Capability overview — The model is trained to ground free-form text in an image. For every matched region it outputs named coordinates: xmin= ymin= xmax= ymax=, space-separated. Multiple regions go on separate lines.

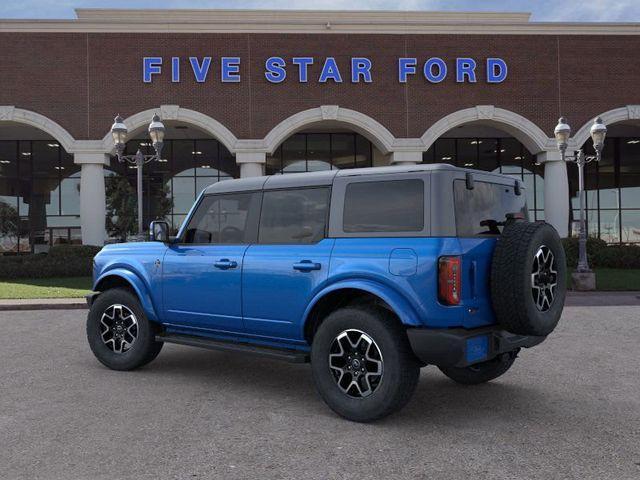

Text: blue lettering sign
xmin=143 ymin=57 xmax=162 ymax=83
xmin=351 ymin=58 xmax=372 ymax=83
xmin=487 ymin=58 xmax=508 ymax=83
xmin=189 ymin=57 xmax=211 ymax=83
xmin=292 ymin=57 xmax=314 ymax=82
xmin=456 ymin=58 xmax=477 ymax=83
xmin=265 ymin=56 xmax=287 ymax=83
xmin=398 ymin=58 xmax=417 ymax=83
xmin=142 ymin=55 xmax=508 ymax=85
xmin=221 ymin=57 xmax=241 ymax=83
xmin=424 ymin=57 xmax=447 ymax=83
xmin=171 ymin=57 xmax=180 ymax=83
xmin=319 ymin=57 xmax=342 ymax=83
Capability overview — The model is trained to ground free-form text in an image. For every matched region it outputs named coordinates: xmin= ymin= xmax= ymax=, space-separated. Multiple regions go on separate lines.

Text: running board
xmin=156 ymin=333 xmax=310 ymax=363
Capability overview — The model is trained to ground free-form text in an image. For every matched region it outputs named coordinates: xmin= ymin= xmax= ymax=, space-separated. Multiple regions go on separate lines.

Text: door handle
xmin=214 ymin=259 xmax=238 ymax=270
xmin=293 ymin=260 xmax=321 ymax=272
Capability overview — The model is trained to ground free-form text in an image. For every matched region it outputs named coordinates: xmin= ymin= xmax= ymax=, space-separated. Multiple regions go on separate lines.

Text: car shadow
xmin=128 ymin=345 xmax=572 ymax=427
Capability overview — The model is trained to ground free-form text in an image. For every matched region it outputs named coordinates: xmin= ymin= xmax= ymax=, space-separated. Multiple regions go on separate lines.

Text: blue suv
xmin=87 ymin=164 xmax=566 ymax=422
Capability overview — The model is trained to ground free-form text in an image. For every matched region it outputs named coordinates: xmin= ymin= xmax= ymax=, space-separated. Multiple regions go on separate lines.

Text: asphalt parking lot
xmin=1 ymin=306 xmax=639 ymax=480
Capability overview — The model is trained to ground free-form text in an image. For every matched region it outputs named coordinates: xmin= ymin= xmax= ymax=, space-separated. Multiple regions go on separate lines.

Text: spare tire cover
xmin=490 ymin=221 xmax=567 ymax=336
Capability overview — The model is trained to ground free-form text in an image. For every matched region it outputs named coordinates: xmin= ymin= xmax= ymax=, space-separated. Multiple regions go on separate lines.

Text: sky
xmin=1 ymin=0 xmax=640 ymax=22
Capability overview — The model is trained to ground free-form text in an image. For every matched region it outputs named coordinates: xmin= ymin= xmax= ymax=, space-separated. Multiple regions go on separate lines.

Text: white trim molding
xmin=100 ymin=105 xmax=239 ymax=155
xmin=2 ymin=9 xmax=640 ymax=35
xmin=421 ymin=105 xmax=553 ymax=154
xmin=0 ymin=106 xmax=76 ymax=153
xmin=571 ymin=105 xmax=640 ymax=149
xmin=263 ymin=106 xmax=397 ymax=155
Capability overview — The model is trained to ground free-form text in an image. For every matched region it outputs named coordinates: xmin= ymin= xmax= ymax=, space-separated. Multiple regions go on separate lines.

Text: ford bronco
xmin=87 ymin=164 xmax=566 ymax=422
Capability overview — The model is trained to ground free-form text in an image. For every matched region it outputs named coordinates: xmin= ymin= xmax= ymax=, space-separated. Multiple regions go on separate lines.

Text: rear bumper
xmin=406 ymin=326 xmax=546 ymax=368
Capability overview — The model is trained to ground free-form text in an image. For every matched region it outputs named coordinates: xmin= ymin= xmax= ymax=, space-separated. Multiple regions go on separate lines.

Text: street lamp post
xmin=554 ymin=116 xmax=607 ymax=277
xmin=110 ymin=114 xmax=166 ymax=237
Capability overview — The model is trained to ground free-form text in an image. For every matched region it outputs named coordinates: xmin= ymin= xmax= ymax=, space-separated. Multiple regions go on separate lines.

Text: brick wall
xmin=1 ymin=31 xmax=639 ymax=142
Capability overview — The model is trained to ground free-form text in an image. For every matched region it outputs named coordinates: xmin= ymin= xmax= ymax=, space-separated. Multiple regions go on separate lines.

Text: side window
xmin=183 ymin=192 xmax=260 ymax=244
xmin=343 ymin=179 xmax=424 ymax=233
xmin=259 ymin=188 xmax=330 ymax=244
xmin=454 ymin=180 xmax=529 ymax=236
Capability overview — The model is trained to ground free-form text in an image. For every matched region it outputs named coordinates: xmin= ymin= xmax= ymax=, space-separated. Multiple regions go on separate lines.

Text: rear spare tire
xmin=491 ymin=221 xmax=566 ymax=336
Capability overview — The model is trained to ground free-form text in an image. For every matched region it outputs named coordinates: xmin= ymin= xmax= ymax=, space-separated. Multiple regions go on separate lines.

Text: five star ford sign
xmin=142 ymin=57 xmax=508 ymax=84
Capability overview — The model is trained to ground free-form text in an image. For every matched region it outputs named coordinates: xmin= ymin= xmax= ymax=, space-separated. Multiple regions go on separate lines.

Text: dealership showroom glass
xmin=0 ymin=8 xmax=639 ymax=252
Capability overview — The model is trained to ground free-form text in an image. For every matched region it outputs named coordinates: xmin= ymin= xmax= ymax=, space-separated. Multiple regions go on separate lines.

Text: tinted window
xmin=183 ymin=192 xmax=260 ymax=244
xmin=343 ymin=179 xmax=424 ymax=233
xmin=454 ymin=180 xmax=528 ymax=236
xmin=259 ymin=188 xmax=329 ymax=244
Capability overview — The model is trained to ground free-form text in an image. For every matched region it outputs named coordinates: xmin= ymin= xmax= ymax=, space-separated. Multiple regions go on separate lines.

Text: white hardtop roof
xmin=202 ymin=164 xmax=517 ymax=195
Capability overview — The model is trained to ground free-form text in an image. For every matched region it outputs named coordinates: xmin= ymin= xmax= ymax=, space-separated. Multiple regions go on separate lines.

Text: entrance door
xmin=162 ymin=191 xmax=261 ymax=334
xmin=242 ymin=187 xmax=333 ymax=342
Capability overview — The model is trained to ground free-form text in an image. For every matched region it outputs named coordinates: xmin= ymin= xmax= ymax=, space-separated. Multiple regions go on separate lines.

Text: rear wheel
xmin=87 ymin=288 xmax=163 ymax=371
xmin=311 ymin=306 xmax=420 ymax=422
xmin=439 ymin=351 xmax=517 ymax=385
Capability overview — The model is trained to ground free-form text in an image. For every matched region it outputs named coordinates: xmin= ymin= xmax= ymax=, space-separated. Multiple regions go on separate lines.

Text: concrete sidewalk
xmin=0 ymin=291 xmax=639 ymax=311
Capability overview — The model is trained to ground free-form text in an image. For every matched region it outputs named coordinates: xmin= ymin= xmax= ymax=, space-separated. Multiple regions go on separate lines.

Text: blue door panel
xmin=162 ymin=244 xmax=247 ymax=333
xmin=242 ymin=238 xmax=335 ymax=341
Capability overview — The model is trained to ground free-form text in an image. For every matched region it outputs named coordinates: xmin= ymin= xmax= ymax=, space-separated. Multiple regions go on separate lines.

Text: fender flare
xmin=93 ymin=268 xmax=159 ymax=321
xmin=301 ymin=279 xmax=422 ymax=337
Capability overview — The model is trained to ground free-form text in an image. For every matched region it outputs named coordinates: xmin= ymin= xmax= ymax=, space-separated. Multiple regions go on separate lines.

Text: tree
xmin=0 ymin=201 xmax=20 ymax=249
xmin=105 ymin=176 xmax=137 ymax=242
xmin=105 ymin=175 xmax=174 ymax=242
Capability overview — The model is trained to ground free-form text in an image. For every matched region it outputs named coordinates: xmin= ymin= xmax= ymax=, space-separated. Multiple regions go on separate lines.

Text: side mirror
xmin=149 ymin=220 xmax=169 ymax=243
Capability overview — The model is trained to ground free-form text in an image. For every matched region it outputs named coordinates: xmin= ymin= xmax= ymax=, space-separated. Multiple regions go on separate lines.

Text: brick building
xmin=0 ymin=9 xmax=639 ymax=249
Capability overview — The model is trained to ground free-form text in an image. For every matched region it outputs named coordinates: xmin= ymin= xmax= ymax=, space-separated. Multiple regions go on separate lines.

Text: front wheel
xmin=311 ymin=306 xmax=420 ymax=422
xmin=438 ymin=351 xmax=517 ymax=385
xmin=87 ymin=288 xmax=163 ymax=371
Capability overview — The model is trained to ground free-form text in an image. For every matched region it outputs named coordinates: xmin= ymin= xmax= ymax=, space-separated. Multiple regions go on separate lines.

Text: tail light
xmin=438 ymin=256 xmax=461 ymax=305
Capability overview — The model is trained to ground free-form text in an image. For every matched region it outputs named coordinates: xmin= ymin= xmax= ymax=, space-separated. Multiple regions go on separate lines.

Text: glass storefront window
xmin=621 ymin=210 xmax=640 ymax=243
xmin=434 ymin=138 xmax=455 ymax=165
xmin=282 ymin=135 xmax=306 ymax=173
xmin=456 ymin=138 xmax=477 ymax=168
xmin=266 ymin=132 xmax=374 ymax=175
xmin=108 ymin=138 xmax=240 ymax=234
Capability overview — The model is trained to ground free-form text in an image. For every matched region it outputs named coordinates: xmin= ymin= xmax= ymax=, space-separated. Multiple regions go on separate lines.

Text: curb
xmin=0 ymin=299 xmax=88 ymax=312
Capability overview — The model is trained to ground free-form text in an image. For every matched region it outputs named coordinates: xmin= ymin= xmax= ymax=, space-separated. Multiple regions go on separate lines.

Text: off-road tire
xmin=491 ymin=221 xmax=567 ymax=336
xmin=439 ymin=351 xmax=517 ymax=385
xmin=87 ymin=288 xmax=163 ymax=371
xmin=311 ymin=306 xmax=420 ymax=423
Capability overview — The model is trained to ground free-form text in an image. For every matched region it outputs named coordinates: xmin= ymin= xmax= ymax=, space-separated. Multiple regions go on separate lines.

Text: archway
xmin=421 ymin=106 xmax=552 ymax=155
xmin=422 ymin=121 xmax=547 ymax=222
xmin=101 ymin=106 xmax=239 ymax=155
xmin=571 ymin=113 xmax=640 ymax=244
xmin=0 ymin=117 xmax=79 ymax=253
xmin=263 ymin=106 xmax=396 ymax=156
xmin=106 ymin=119 xmax=240 ymax=237
xmin=262 ymin=106 xmax=396 ymax=174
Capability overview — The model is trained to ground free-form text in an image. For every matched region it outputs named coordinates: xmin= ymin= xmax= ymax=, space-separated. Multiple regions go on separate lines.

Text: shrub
xmin=561 ymin=237 xmax=607 ymax=268
xmin=0 ymin=245 xmax=101 ymax=279
xmin=562 ymin=237 xmax=640 ymax=269
xmin=592 ymin=245 xmax=640 ymax=269
xmin=47 ymin=245 xmax=102 ymax=258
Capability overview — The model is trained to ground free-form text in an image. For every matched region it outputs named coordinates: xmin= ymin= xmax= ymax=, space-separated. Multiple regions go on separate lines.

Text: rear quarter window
xmin=343 ymin=179 xmax=424 ymax=233
xmin=454 ymin=179 xmax=528 ymax=236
